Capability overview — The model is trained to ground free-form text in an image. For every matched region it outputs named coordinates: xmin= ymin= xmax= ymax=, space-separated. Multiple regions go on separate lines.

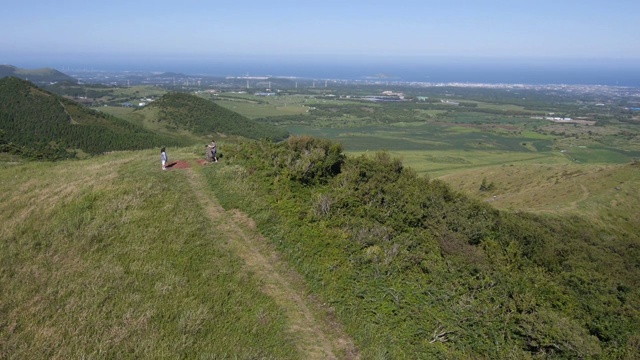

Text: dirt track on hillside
xmin=185 ymin=168 xmax=359 ymax=360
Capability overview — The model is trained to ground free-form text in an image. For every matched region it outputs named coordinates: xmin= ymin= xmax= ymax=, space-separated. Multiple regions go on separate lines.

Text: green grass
xmin=0 ymin=150 xmax=299 ymax=359
xmin=287 ymin=121 xmax=559 ymax=168
xmin=109 ymin=85 xmax=167 ymax=98
xmin=95 ymin=105 xmax=139 ymax=120
xmin=412 ymin=109 xmax=447 ymax=117
xmin=198 ymin=93 xmax=313 ymax=120
xmin=562 ymin=146 xmax=636 ymax=164
xmin=212 ymin=99 xmax=309 ymax=119
xmin=520 ymin=130 xmax=555 ymax=140
xmin=473 ymin=101 xmax=537 ymax=113
xmin=349 ymin=149 xmax=569 ymax=177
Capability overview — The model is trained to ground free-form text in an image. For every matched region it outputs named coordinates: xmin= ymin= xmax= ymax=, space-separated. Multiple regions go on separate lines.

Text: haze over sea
xmin=42 ymin=56 xmax=640 ymax=88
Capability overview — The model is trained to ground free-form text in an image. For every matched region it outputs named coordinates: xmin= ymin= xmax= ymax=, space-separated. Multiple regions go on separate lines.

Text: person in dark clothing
xmin=210 ymin=140 xmax=218 ymax=162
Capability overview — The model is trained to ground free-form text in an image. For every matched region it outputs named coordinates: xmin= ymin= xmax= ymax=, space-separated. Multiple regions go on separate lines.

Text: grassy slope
xmin=440 ymin=161 xmax=640 ymax=234
xmin=0 ymin=149 xmax=301 ymax=359
xmin=2 ymin=144 xmax=638 ymax=358
xmin=0 ymin=65 xmax=75 ymax=83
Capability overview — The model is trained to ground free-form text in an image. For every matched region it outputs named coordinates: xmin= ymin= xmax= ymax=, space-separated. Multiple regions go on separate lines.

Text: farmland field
xmin=80 ymin=78 xmax=640 ymax=177
xmin=225 ymin=88 xmax=637 ymax=174
xmin=201 ymin=86 xmax=640 ymax=228
xmin=90 ymin=83 xmax=639 ymax=177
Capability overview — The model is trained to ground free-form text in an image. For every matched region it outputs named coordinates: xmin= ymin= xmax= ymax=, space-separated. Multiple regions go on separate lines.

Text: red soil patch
xmin=165 ymin=160 xmax=190 ymax=169
xmin=196 ymin=159 xmax=208 ymax=165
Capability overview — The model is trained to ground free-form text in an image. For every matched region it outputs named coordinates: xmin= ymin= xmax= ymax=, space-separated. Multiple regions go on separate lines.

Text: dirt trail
xmin=185 ymin=168 xmax=359 ymax=360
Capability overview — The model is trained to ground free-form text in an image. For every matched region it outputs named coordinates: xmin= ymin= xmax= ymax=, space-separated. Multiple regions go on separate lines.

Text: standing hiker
xmin=161 ymin=147 xmax=168 ymax=170
xmin=210 ymin=139 xmax=218 ymax=162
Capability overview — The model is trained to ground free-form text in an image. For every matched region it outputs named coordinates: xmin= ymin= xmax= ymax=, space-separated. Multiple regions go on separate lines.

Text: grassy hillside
xmin=0 ymin=149 xmax=307 ymax=358
xmin=3 ymin=75 xmax=639 ymax=357
xmin=207 ymin=137 xmax=640 ymax=358
xmin=0 ymin=65 xmax=76 ymax=84
xmin=0 ymin=77 xmax=184 ymax=159
xmin=2 ymin=139 xmax=639 ymax=358
xmin=143 ymin=92 xmax=289 ymax=141
xmin=440 ymin=161 xmax=640 ymax=234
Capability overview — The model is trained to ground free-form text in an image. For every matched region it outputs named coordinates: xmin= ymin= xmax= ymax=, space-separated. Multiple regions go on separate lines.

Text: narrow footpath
xmin=185 ymin=167 xmax=359 ymax=360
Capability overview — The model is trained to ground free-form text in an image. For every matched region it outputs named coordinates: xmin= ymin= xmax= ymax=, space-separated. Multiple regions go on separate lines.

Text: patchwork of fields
xmin=203 ymin=89 xmax=639 ymax=176
xmin=94 ymin=84 xmax=639 ymax=219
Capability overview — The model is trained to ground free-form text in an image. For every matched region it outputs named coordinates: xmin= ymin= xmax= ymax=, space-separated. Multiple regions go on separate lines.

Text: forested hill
xmin=0 ymin=65 xmax=76 ymax=84
xmin=0 ymin=77 xmax=183 ymax=160
xmin=146 ymin=92 xmax=289 ymax=141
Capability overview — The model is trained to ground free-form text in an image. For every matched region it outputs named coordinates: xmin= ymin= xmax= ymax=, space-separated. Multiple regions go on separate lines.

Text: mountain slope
xmin=207 ymin=137 xmax=640 ymax=359
xmin=0 ymin=77 xmax=183 ymax=159
xmin=143 ymin=92 xmax=289 ymax=141
xmin=0 ymin=64 xmax=76 ymax=83
xmin=0 ymin=149 xmax=332 ymax=358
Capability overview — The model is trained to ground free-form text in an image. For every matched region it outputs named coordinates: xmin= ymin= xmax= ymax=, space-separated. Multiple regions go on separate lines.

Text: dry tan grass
xmin=440 ymin=162 xmax=640 ymax=231
xmin=0 ymin=157 xmax=128 ymax=240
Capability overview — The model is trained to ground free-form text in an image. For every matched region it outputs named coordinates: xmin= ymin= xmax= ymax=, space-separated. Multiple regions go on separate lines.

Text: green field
xmin=350 ymin=149 xmax=568 ymax=177
xmin=204 ymin=83 xmax=639 ymax=239
xmin=197 ymin=93 xmax=312 ymax=119
xmin=84 ymin=83 xmax=640 ymax=180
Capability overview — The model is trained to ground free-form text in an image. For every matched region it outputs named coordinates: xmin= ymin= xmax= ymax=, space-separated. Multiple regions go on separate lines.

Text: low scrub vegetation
xmin=207 ymin=136 xmax=640 ymax=358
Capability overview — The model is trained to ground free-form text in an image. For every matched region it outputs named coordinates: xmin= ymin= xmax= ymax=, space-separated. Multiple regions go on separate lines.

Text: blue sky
xmin=1 ymin=0 xmax=639 ymax=68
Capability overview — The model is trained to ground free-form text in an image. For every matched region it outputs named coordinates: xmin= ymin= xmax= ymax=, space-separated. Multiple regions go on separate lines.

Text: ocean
xmin=40 ymin=56 xmax=640 ymax=87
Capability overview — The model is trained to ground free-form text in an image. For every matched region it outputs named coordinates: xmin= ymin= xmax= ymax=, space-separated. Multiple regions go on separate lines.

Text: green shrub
xmin=209 ymin=137 xmax=640 ymax=358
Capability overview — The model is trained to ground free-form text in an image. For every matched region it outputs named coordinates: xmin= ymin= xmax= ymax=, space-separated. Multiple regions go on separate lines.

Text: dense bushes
xmin=223 ymin=136 xmax=344 ymax=185
xmin=210 ymin=136 xmax=640 ymax=358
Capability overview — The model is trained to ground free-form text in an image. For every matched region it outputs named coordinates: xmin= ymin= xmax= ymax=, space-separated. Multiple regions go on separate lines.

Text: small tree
xmin=479 ymin=177 xmax=495 ymax=191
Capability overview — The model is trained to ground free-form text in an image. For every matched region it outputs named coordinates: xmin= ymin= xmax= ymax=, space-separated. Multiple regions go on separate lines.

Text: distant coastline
xmin=12 ymin=57 xmax=640 ymax=87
